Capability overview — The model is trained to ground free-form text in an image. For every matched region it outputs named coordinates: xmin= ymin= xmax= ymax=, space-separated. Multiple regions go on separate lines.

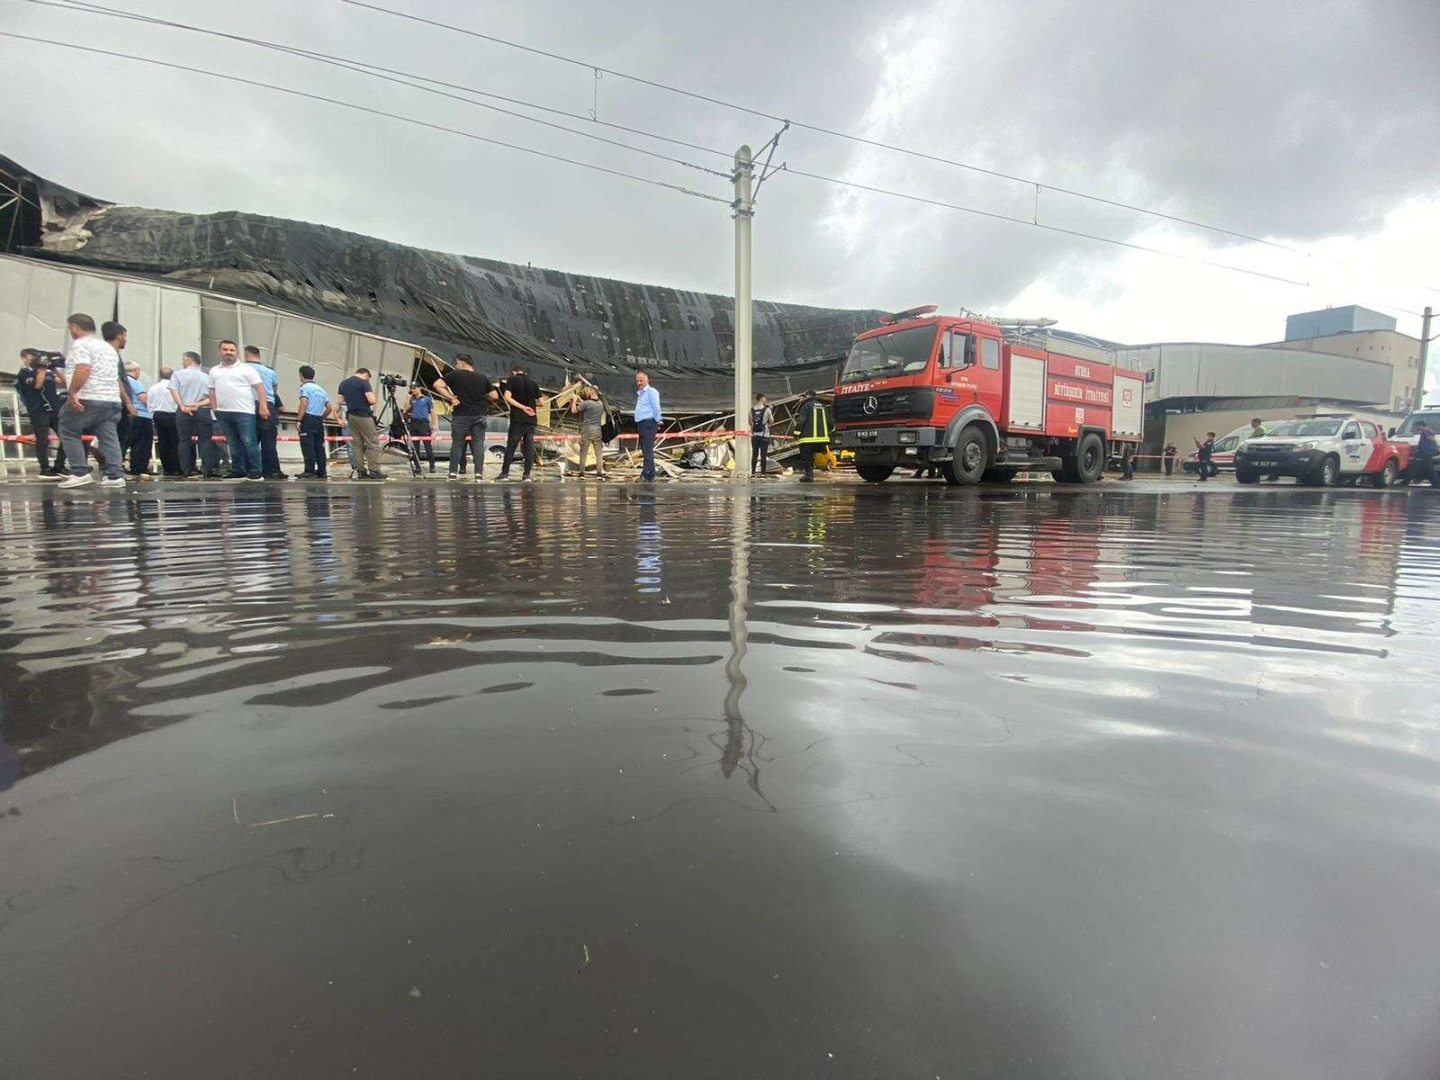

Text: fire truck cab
xmin=834 ymin=307 xmax=1145 ymax=485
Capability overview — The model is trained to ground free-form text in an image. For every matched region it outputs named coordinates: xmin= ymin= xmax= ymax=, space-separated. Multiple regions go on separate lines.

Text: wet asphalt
xmin=1 ymin=478 xmax=1439 ymax=1079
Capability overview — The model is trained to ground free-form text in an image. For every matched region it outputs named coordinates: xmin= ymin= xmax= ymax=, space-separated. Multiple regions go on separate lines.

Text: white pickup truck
xmin=1233 ymin=415 xmax=1409 ymax=487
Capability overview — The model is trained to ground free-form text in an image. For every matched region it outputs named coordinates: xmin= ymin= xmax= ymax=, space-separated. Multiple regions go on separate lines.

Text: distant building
xmin=1284 ymin=305 xmax=1396 ymax=341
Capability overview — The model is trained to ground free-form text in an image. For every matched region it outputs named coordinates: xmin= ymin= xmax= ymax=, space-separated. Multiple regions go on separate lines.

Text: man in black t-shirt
xmin=432 ymin=354 xmax=498 ymax=481
xmin=16 ymin=349 xmax=67 ymax=476
xmin=337 ymin=368 xmax=384 ymax=480
xmin=497 ymin=364 xmax=542 ymax=481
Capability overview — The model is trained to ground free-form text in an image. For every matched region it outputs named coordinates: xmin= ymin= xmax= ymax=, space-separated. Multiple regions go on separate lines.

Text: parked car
xmin=1390 ymin=409 xmax=1440 ymax=448
xmin=1233 ymin=415 xmax=1409 ymax=487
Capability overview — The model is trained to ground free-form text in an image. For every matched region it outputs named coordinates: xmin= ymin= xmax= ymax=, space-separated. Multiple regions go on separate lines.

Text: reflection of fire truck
xmin=835 ymin=307 xmax=1145 ymax=485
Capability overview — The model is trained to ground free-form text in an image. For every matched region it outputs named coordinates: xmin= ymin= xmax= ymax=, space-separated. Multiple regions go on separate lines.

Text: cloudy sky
xmin=4 ymin=0 xmax=1439 ymax=360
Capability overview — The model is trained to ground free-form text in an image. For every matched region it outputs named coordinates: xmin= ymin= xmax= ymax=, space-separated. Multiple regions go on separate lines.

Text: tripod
xmin=375 ymin=381 xmax=424 ymax=478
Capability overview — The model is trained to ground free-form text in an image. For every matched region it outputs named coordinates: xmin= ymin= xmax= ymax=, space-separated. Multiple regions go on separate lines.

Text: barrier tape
xmin=2 ymin=430 xmax=793 ymax=445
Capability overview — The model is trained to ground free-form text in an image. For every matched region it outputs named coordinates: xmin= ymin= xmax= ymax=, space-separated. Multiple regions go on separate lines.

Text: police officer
xmin=793 ymin=388 xmax=830 ymax=483
xmin=1194 ymin=431 xmax=1216 ymax=481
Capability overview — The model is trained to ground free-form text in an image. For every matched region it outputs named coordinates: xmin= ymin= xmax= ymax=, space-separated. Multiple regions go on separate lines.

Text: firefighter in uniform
xmin=793 ymin=389 xmax=830 ymax=483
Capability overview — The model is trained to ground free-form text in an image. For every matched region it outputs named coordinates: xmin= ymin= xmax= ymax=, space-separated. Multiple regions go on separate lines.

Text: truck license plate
xmin=857 ymin=430 xmax=878 ymax=440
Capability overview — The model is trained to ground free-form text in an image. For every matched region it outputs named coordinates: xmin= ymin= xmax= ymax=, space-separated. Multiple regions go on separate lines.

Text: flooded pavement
xmin=2 ymin=482 xmax=1439 ymax=1079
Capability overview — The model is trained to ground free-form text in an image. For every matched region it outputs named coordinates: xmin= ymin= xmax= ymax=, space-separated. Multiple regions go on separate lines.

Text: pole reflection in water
xmin=718 ymin=488 xmax=773 ymax=808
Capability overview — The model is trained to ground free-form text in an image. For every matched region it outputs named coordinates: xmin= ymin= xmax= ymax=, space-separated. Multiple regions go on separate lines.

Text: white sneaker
xmin=58 ymin=474 xmax=95 ymax=489
xmin=447 ymin=473 xmax=460 ymax=482
xmin=99 ymin=477 xmax=126 ymax=489
xmin=473 ymin=474 xmax=485 ymax=482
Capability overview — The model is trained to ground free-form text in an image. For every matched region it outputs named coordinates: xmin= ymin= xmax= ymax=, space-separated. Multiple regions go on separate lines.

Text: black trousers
xmin=409 ymin=419 xmax=436 ymax=467
xmin=753 ymin=435 xmax=770 ymax=474
xmin=501 ymin=421 xmax=536 ymax=477
xmin=800 ymin=443 xmax=818 ymax=481
xmin=176 ymin=408 xmax=217 ymax=476
xmin=153 ymin=412 xmax=181 ymax=474
xmin=27 ymin=407 xmax=64 ymax=471
xmin=449 ymin=414 xmax=488 ymax=475
xmin=299 ymin=414 xmax=327 ymax=476
xmin=257 ymin=409 xmax=281 ymax=476
xmin=1164 ymin=457 xmax=1174 ymax=476
xmin=127 ymin=416 xmax=154 ymax=475
xmin=636 ymin=419 xmax=658 ymax=481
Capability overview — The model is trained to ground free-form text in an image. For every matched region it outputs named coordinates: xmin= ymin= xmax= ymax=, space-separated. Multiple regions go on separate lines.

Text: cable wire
xmin=341 ymin=0 xmax=1314 ymax=258
xmin=24 ymin=0 xmax=734 ymax=179
xmin=0 ymin=32 xmax=731 ymax=205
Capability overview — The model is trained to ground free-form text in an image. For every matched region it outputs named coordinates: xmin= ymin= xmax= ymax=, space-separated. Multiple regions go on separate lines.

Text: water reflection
xmin=2 ymin=484 xmax=1439 ymax=1079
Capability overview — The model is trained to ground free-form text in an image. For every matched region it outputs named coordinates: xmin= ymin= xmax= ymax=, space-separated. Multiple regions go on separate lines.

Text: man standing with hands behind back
xmin=170 ymin=351 xmax=217 ymax=479
xmin=433 ymin=354 xmax=497 ymax=481
xmin=497 ymin=363 xmax=542 ymax=482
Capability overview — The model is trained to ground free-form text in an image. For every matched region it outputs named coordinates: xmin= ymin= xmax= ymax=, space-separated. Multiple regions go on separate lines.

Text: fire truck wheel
xmin=855 ymin=463 xmax=895 ymax=483
xmin=1074 ymin=433 xmax=1106 ymax=483
xmin=944 ymin=427 xmax=988 ymax=485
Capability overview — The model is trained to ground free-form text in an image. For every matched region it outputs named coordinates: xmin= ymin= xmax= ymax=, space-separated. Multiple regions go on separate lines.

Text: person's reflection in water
xmin=634 ymin=490 xmax=662 ymax=595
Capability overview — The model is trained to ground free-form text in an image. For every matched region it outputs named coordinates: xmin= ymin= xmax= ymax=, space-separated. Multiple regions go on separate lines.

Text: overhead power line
xmin=0 ymin=32 xmax=732 ymax=206
xmin=340 ymin=0 xmax=1316 ymax=259
xmin=24 ymin=0 xmax=733 ymax=179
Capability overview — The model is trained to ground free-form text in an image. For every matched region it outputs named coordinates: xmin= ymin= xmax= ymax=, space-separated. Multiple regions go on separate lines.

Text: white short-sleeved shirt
xmin=64 ymin=336 xmax=122 ymax=402
xmin=148 ymin=378 xmax=177 ymax=414
xmin=210 ymin=362 xmax=263 ymax=413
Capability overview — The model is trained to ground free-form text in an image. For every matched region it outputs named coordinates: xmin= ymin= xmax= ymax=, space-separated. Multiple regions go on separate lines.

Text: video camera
xmin=378 ymin=373 xmax=408 ymax=390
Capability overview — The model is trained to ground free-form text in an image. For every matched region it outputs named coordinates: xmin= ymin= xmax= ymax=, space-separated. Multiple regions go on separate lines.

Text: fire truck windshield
xmin=841 ymin=324 xmax=937 ymax=382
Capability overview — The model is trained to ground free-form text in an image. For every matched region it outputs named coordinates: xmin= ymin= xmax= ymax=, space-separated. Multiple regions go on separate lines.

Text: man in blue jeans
xmin=245 ymin=345 xmax=286 ymax=479
xmin=634 ymin=370 xmax=662 ymax=481
xmin=208 ymin=339 xmax=268 ymax=481
xmin=57 ymin=313 xmax=126 ymax=490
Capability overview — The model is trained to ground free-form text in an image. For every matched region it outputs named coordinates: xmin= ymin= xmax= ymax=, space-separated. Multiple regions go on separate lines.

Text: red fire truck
xmin=834 ymin=307 xmax=1145 ymax=484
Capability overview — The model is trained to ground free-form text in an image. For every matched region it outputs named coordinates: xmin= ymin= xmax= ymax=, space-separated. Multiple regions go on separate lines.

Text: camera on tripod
xmin=378 ymin=373 xmax=408 ymax=390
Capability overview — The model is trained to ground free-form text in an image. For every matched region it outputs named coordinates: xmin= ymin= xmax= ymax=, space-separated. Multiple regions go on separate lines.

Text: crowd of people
xmin=14 ymin=315 xmax=843 ymax=488
xmin=14 ymin=319 xmax=703 ymax=486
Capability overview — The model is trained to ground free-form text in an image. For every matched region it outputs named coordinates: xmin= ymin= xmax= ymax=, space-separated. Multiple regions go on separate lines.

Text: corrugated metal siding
xmin=1117 ymin=343 xmax=1392 ymax=406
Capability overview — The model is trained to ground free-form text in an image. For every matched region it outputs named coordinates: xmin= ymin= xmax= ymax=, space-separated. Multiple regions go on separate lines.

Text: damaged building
xmin=0 ymin=155 xmax=881 ymax=415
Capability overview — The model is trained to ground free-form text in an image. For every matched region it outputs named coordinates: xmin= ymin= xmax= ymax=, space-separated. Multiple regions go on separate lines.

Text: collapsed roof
xmin=0 ymin=154 xmax=882 ymax=412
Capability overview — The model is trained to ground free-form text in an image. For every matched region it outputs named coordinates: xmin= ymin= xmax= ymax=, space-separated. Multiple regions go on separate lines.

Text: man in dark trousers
xmin=632 ymin=370 xmax=662 ymax=481
xmin=1162 ymin=443 xmax=1177 ymax=477
xmin=433 ymin=354 xmax=498 ymax=481
xmin=751 ymin=392 xmax=773 ymax=476
xmin=404 ymin=385 xmax=437 ymax=473
xmin=16 ymin=348 xmax=66 ymax=476
xmin=793 ymin=389 xmax=830 ymax=483
xmin=498 ymin=363 xmax=542 ymax=481
xmin=148 ymin=365 xmax=182 ymax=477
xmin=1194 ymin=432 xmax=1217 ymax=481
xmin=169 ymin=351 xmax=218 ymax=479
xmin=1405 ymin=421 xmax=1438 ymax=486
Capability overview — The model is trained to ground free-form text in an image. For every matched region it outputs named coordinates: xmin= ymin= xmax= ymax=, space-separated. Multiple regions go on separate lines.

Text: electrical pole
xmin=1416 ymin=305 xmax=1433 ymax=413
xmin=732 ymin=144 xmax=754 ymax=479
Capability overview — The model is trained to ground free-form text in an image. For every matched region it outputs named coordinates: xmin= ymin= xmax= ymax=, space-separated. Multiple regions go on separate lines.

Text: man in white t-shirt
xmin=57 ymin=313 xmax=125 ymax=490
xmin=207 ymin=339 xmax=270 ymax=481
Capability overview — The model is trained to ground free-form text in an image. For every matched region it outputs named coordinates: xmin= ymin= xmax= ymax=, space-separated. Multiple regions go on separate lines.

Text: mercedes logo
xmin=861 ymin=395 xmax=879 ymax=416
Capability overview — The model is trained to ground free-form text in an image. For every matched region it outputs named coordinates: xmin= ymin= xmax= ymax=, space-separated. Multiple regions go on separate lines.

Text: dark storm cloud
xmin=1 ymin=0 xmax=1436 ymax=333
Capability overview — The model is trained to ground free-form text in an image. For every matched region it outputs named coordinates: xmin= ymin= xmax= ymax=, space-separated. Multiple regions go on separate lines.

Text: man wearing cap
xmin=122 ymin=359 xmax=154 ymax=478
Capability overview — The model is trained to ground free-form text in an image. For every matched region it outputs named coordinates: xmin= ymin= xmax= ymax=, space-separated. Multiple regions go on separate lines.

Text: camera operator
xmin=15 ymin=349 xmax=67 ymax=476
xmin=432 ymin=354 xmax=497 ymax=481
xmin=404 ymin=385 xmax=437 ymax=473
xmin=337 ymin=367 xmax=385 ymax=481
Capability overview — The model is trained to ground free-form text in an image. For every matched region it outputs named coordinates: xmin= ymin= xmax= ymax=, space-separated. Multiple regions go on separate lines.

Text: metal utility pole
xmin=1416 ymin=306 xmax=1433 ymax=413
xmin=732 ymin=144 xmax=754 ymax=479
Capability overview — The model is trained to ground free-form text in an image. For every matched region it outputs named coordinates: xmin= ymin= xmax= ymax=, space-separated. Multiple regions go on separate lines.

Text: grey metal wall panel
xmin=0 ymin=258 xmax=31 ymax=364
xmin=117 ymin=282 xmax=160 ymax=379
xmin=27 ymin=265 xmax=72 ymax=354
xmin=1120 ymin=343 xmax=1392 ymax=405
xmin=70 ymin=274 xmax=115 ymax=334
xmin=159 ymin=288 xmax=201 ymax=367
xmin=199 ymin=297 xmax=239 ymax=366
xmin=312 ymin=325 xmax=350 ymax=375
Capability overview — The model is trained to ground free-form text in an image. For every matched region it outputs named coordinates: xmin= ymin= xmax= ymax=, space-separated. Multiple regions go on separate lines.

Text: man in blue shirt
xmin=337 ymin=368 xmax=384 ymax=481
xmin=168 ymin=352 xmax=219 ymax=479
xmin=122 ymin=360 xmax=153 ymax=478
xmin=633 ymin=370 xmax=663 ymax=481
xmin=295 ymin=365 xmax=333 ymax=479
xmin=245 ymin=345 xmax=286 ymax=480
xmin=404 ymin=386 xmax=437 ymax=473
